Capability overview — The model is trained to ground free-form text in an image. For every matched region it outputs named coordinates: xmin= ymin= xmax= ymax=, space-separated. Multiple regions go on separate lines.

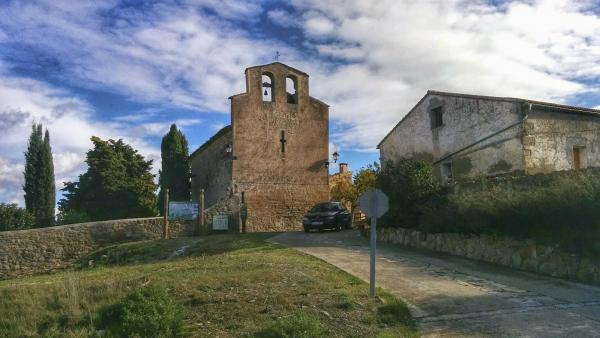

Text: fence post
xmin=198 ymin=189 xmax=205 ymax=234
xmin=163 ymin=189 xmax=169 ymax=239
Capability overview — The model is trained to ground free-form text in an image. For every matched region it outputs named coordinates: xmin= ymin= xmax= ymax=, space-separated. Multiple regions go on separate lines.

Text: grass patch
xmin=254 ymin=311 xmax=327 ymax=338
xmin=0 ymin=233 xmax=418 ymax=337
xmin=377 ymin=293 xmax=414 ymax=327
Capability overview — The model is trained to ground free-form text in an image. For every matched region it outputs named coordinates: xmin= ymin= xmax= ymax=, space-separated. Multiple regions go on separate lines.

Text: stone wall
xmin=230 ymin=62 xmax=330 ymax=231
xmin=190 ymin=126 xmax=233 ymax=208
xmin=0 ymin=217 xmax=194 ymax=280
xmin=378 ymin=227 xmax=600 ymax=284
xmin=525 ymin=109 xmax=600 ymax=173
xmin=379 ymin=92 xmax=525 ymax=180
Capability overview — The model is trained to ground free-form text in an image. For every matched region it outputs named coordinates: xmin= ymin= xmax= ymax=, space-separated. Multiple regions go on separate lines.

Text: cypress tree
xmin=158 ymin=124 xmax=190 ymax=213
xmin=41 ymin=129 xmax=56 ymax=226
xmin=23 ymin=123 xmax=55 ymax=227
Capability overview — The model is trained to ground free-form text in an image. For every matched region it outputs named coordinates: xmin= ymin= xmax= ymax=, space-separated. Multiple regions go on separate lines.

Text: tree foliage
xmin=58 ymin=137 xmax=158 ymax=221
xmin=23 ymin=124 xmax=55 ymax=227
xmin=330 ymin=163 xmax=380 ymax=212
xmin=0 ymin=203 xmax=35 ymax=231
xmin=158 ymin=124 xmax=190 ymax=213
xmin=379 ymin=159 xmax=441 ymax=228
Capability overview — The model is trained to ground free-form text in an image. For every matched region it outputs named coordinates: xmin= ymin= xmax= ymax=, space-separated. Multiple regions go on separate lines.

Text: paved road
xmin=271 ymin=230 xmax=600 ymax=338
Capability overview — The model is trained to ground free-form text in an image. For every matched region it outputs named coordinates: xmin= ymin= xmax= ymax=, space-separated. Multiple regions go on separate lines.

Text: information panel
xmin=212 ymin=214 xmax=229 ymax=230
xmin=168 ymin=202 xmax=198 ymax=220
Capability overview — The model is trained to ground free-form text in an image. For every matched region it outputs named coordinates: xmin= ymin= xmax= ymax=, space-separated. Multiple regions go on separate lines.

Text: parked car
xmin=302 ymin=202 xmax=352 ymax=232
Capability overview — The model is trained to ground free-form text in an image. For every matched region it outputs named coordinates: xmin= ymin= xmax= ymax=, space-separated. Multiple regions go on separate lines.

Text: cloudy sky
xmin=1 ymin=0 xmax=600 ymax=205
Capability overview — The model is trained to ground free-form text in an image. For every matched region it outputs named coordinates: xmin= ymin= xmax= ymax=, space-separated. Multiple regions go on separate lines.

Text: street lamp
xmin=332 ymin=151 xmax=339 ymax=163
xmin=225 ymin=144 xmax=232 ymax=154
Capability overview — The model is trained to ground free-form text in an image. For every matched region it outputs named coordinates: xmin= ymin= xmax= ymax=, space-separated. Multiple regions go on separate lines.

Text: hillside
xmin=0 ymin=233 xmax=418 ymax=337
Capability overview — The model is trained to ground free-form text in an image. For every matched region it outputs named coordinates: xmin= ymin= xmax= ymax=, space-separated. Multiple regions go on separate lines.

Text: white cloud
xmin=268 ymin=9 xmax=299 ymax=28
xmin=288 ymin=0 xmax=600 ymax=148
xmin=0 ymin=75 xmax=161 ymax=205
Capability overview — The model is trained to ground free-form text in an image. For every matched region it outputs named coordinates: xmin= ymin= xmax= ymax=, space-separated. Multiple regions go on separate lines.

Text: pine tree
xmin=23 ymin=124 xmax=56 ymax=227
xmin=158 ymin=124 xmax=190 ymax=214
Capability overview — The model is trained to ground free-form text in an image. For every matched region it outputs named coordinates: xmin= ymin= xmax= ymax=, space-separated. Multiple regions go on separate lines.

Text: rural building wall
xmin=524 ymin=109 xmax=600 ymax=173
xmin=190 ymin=127 xmax=233 ymax=208
xmin=0 ymin=218 xmax=193 ymax=279
xmin=379 ymin=93 xmax=525 ymax=180
xmin=230 ymin=63 xmax=329 ymax=231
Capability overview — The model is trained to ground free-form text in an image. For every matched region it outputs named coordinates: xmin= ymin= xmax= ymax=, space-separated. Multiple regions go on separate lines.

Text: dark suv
xmin=303 ymin=202 xmax=352 ymax=232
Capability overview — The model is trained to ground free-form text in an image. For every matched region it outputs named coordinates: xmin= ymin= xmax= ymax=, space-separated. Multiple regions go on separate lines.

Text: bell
xmin=264 ymin=89 xmax=268 ymax=96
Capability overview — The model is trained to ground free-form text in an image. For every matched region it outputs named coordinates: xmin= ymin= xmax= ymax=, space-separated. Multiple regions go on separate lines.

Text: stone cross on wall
xmin=280 ymin=130 xmax=286 ymax=153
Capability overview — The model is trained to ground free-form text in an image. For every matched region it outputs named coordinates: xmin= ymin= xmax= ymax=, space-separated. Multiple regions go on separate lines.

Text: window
xmin=262 ymin=72 xmax=274 ymax=102
xmin=431 ymin=106 xmax=443 ymax=129
xmin=573 ymin=146 xmax=585 ymax=169
xmin=286 ymin=76 xmax=297 ymax=104
xmin=441 ymin=162 xmax=453 ymax=182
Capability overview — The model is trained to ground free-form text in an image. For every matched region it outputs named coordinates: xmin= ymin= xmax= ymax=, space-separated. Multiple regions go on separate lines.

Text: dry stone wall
xmin=0 ymin=217 xmax=194 ymax=280
xmin=378 ymin=227 xmax=600 ymax=284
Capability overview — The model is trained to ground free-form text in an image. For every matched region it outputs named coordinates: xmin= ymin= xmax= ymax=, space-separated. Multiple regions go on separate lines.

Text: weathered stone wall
xmin=190 ymin=127 xmax=233 ymax=208
xmin=202 ymin=195 xmax=241 ymax=232
xmin=379 ymin=92 xmax=525 ymax=180
xmin=230 ymin=63 xmax=330 ymax=231
xmin=0 ymin=217 xmax=194 ymax=279
xmin=378 ymin=227 xmax=600 ymax=284
xmin=524 ymin=110 xmax=600 ymax=173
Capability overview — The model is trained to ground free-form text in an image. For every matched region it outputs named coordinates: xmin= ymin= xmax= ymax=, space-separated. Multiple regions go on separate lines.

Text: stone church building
xmin=190 ymin=62 xmax=330 ymax=232
xmin=378 ymin=90 xmax=600 ymax=182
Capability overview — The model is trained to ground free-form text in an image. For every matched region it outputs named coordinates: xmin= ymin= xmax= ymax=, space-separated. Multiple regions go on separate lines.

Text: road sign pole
xmin=370 ymin=216 xmax=377 ymax=297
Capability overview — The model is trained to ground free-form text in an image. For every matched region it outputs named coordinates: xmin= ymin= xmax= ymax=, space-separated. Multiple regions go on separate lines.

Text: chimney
xmin=339 ymin=163 xmax=348 ymax=174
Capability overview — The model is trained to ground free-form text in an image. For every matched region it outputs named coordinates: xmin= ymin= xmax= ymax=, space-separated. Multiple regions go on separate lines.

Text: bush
xmin=0 ymin=203 xmax=35 ymax=231
xmin=254 ymin=311 xmax=327 ymax=338
xmin=376 ymin=298 xmax=413 ymax=327
xmin=56 ymin=210 xmax=90 ymax=225
xmin=378 ymin=159 xmax=441 ymax=228
xmin=420 ymin=169 xmax=600 ymax=257
xmin=98 ymin=286 xmax=183 ymax=338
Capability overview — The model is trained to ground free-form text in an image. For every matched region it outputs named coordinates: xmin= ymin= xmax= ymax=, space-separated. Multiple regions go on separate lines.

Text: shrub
xmin=420 ymin=169 xmax=600 ymax=257
xmin=98 ymin=286 xmax=183 ymax=338
xmin=376 ymin=300 xmax=413 ymax=326
xmin=378 ymin=159 xmax=441 ymax=228
xmin=0 ymin=203 xmax=35 ymax=231
xmin=56 ymin=210 xmax=90 ymax=225
xmin=254 ymin=311 xmax=327 ymax=338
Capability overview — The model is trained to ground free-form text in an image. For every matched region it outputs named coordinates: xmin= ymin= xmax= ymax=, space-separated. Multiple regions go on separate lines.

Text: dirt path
xmin=270 ymin=230 xmax=600 ymax=337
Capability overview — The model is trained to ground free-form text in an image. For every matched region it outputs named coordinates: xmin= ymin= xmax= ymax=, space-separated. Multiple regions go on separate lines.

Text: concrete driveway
xmin=270 ymin=230 xmax=600 ymax=337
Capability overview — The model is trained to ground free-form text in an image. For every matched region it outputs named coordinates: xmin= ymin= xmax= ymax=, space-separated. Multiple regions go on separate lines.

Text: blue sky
xmin=1 ymin=0 xmax=600 ymax=205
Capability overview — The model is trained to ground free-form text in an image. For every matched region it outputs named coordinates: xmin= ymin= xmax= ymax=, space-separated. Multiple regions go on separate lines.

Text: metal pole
xmin=163 ymin=189 xmax=169 ymax=239
xmin=199 ymin=189 xmax=205 ymax=232
xmin=370 ymin=217 xmax=377 ymax=297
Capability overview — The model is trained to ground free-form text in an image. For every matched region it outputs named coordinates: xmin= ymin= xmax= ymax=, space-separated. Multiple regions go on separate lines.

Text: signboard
xmin=358 ymin=189 xmax=389 ymax=298
xmin=359 ymin=189 xmax=389 ymax=218
xmin=168 ymin=201 xmax=198 ymax=220
xmin=212 ymin=214 xmax=229 ymax=230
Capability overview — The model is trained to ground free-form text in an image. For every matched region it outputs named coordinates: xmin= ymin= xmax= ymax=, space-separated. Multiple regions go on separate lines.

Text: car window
xmin=310 ymin=203 xmax=338 ymax=212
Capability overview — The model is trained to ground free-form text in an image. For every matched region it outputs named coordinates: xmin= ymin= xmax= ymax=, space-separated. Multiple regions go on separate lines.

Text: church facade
xmin=190 ymin=62 xmax=330 ymax=232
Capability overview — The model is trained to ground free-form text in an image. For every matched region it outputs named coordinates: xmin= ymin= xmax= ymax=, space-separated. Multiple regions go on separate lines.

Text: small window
xmin=573 ymin=146 xmax=585 ymax=169
xmin=431 ymin=106 xmax=443 ymax=129
xmin=286 ymin=76 xmax=297 ymax=104
xmin=441 ymin=162 xmax=453 ymax=182
xmin=262 ymin=73 xmax=274 ymax=102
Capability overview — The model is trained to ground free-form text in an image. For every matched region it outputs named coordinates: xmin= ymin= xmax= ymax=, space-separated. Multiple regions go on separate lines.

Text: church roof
xmin=189 ymin=125 xmax=232 ymax=159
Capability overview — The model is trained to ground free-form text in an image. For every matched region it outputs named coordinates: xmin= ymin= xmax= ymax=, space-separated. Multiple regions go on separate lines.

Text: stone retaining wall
xmin=0 ymin=217 xmax=194 ymax=280
xmin=378 ymin=227 xmax=600 ymax=284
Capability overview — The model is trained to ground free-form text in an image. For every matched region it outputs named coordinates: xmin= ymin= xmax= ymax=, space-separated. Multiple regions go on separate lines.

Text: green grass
xmin=0 ymin=233 xmax=418 ymax=337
